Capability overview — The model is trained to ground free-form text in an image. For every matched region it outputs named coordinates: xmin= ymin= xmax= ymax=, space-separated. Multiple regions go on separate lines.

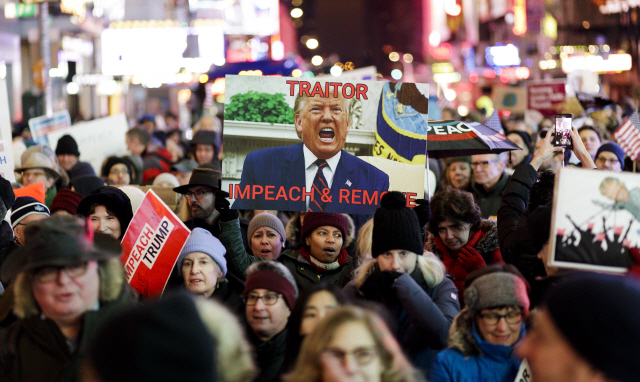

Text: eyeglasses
xmin=182 ymin=190 xmax=212 ymax=200
xmin=109 ymin=169 xmax=129 ymax=175
xmin=322 ymin=347 xmax=378 ymax=366
xmin=32 ymin=262 xmax=89 ymax=283
xmin=22 ymin=170 xmax=47 ymax=178
xmin=243 ymin=293 xmax=282 ymax=306
xmin=595 ymin=157 xmax=621 ymax=166
xmin=478 ymin=310 xmax=523 ymax=326
xmin=470 ymin=160 xmax=498 ymax=169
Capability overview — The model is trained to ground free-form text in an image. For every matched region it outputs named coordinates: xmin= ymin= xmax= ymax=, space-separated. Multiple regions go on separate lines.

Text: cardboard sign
xmin=0 ymin=80 xmax=16 ymax=182
xmin=493 ymin=86 xmax=527 ymax=114
xmin=550 ymin=167 xmax=639 ymax=273
xmin=224 ymin=75 xmax=427 ymax=214
xmin=47 ymin=114 xmax=129 ymax=174
xmin=120 ymin=189 xmax=190 ymax=297
xmin=28 ymin=110 xmax=71 ymax=145
xmin=526 ymin=80 xmax=566 ymax=117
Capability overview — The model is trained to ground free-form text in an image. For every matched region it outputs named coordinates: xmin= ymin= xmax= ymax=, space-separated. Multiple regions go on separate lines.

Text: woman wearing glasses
xmin=284 ymin=305 xmax=425 ymax=382
xmin=100 ymin=156 xmax=132 ymax=186
xmin=241 ymin=260 xmax=299 ymax=382
xmin=0 ymin=216 xmax=134 ymax=382
xmin=426 ymin=188 xmax=503 ymax=305
xmin=430 ymin=265 xmax=530 ymax=382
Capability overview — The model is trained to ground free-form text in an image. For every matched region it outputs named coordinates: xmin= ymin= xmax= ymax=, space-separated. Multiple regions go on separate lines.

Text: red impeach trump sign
xmin=120 ymin=189 xmax=190 ymax=297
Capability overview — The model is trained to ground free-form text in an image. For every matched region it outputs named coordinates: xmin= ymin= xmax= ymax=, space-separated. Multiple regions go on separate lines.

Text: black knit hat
xmin=544 ymin=273 xmax=640 ymax=382
xmin=71 ymin=175 xmax=105 ymax=197
xmin=0 ymin=175 xmax=15 ymax=210
xmin=371 ymin=191 xmax=423 ymax=257
xmin=77 ymin=186 xmax=133 ymax=240
xmin=101 ymin=156 xmax=133 ymax=179
xmin=89 ymin=292 xmax=217 ymax=382
xmin=55 ymin=134 xmax=80 ymax=157
xmin=191 ymin=130 xmax=217 ymax=147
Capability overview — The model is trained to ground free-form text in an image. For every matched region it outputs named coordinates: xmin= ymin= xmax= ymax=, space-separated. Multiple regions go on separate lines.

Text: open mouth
xmin=260 ymin=249 xmax=272 ymax=255
xmin=318 ymin=128 xmax=335 ymax=142
xmin=323 ymin=247 xmax=336 ymax=255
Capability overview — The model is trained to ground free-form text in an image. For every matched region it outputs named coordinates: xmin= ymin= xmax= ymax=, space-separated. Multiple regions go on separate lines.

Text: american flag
xmin=484 ymin=110 xmax=504 ymax=134
xmin=614 ymin=111 xmax=640 ymax=161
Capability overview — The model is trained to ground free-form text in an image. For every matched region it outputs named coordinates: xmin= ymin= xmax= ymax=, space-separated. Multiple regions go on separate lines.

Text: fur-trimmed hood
xmin=426 ymin=219 xmax=499 ymax=257
xmin=285 ymin=212 xmax=355 ymax=249
xmin=13 ymin=258 xmax=127 ymax=319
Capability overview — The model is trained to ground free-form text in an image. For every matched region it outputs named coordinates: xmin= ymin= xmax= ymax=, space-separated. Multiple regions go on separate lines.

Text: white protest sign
xmin=514 ymin=359 xmax=532 ymax=382
xmin=28 ymin=110 xmax=71 ymax=145
xmin=47 ymin=113 xmax=128 ymax=175
xmin=0 ymin=80 xmax=16 ymax=182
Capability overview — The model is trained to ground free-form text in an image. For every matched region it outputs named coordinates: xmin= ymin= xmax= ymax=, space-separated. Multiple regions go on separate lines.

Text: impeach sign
xmin=120 ymin=190 xmax=190 ymax=297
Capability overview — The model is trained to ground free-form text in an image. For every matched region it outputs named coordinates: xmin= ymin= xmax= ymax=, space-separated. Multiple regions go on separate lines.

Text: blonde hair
xmin=193 ymin=297 xmax=258 ymax=382
xmin=283 ymin=305 xmax=424 ymax=382
xmin=355 ymin=218 xmax=374 ymax=265
xmin=352 ymin=251 xmax=445 ymax=289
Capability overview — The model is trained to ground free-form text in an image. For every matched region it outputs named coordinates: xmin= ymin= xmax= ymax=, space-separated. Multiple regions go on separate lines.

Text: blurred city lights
xmin=290 ymin=8 xmax=303 ymax=18
xmin=443 ymin=89 xmax=456 ymax=101
xmin=457 ymin=105 xmax=469 ymax=117
xmin=583 ymin=21 xmax=590 ymax=29
xmin=444 ymin=0 xmax=461 ymax=16
xmin=390 ymin=69 xmax=402 ymax=80
xmin=306 ymin=38 xmax=318 ymax=49
xmin=311 ymin=55 xmax=323 ymax=66
xmin=389 ymin=52 xmax=400 ymax=62
xmin=66 ymin=82 xmax=80 ymax=95
xmin=292 ymin=69 xmax=303 ymax=77
xmin=292 ymin=0 xmax=302 ymax=5
xmin=429 ymin=32 xmax=441 ymax=47
xmin=330 ymin=66 xmax=343 ymax=77
xmin=300 ymin=35 xmax=309 ymax=44
xmin=403 ymin=53 xmax=414 ymax=63
xmin=199 ymin=74 xmax=209 ymax=83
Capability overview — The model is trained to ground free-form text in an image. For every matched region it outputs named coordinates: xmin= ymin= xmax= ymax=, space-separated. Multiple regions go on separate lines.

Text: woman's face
xmin=579 ymin=129 xmax=601 ymax=158
xmin=376 ymin=250 xmax=418 ymax=274
xmin=195 ymin=144 xmax=215 ymax=165
xmin=31 ymin=260 xmax=100 ymax=325
xmin=448 ymin=161 xmax=471 ymax=189
xmin=108 ymin=163 xmax=130 ymax=186
xmin=250 ymin=227 xmax=283 ymax=260
xmin=305 ymin=226 xmax=343 ymax=263
xmin=300 ymin=291 xmax=339 ymax=336
xmin=323 ymin=321 xmax=382 ymax=382
xmin=181 ymin=252 xmax=222 ymax=298
xmin=90 ymin=205 xmax=121 ymax=239
xmin=437 ymin=219 xmax=471 ymax=252
xmin=476 ymin=306 xmax=523 ymax=347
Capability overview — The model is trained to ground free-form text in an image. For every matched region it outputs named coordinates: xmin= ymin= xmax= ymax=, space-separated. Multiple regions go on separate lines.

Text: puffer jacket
xmin=430 ymin=308 xmax=525 ymax=382
xmin=426 ymin=220 xmax=503 ymax=304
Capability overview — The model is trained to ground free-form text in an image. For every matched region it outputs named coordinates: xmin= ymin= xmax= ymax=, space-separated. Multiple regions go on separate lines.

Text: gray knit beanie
xmin=247 ymin=212 xmax=286 ymax=244
xmin=177 ymin=228 xmax=227 ymax=276
xmin=464 ymin=272 xmax=530 ymax=313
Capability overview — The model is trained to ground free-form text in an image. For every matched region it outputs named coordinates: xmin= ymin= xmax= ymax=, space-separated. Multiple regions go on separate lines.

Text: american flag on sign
xmin=484 ymin=111 xmax=504 ymax=134
xmin=614 ymin=111 xmax=640 ymax=161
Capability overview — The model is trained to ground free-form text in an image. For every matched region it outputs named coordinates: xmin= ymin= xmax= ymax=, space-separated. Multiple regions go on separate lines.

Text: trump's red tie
xmin=309 ymin=159 xmax=329 ymax=212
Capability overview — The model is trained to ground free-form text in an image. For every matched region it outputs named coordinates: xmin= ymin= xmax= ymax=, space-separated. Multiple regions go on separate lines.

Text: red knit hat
xmin=50 ymin=188 xmax=83 ymax=215
xmin=300 ymin=212 xmax=348 ymax=242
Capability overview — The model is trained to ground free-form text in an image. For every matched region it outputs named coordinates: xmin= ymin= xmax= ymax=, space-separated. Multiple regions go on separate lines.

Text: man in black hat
xmin=55 ymin=134 xmax=95 ymax=180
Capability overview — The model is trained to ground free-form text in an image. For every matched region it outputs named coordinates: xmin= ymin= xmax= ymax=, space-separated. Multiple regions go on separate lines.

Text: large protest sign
xmin=0 ymin=80 xmax=16 ymax=182
xmin=526 ymin=80 xmax=566 ymax=117
xmin=493 ymin=86 xmax=527 ymax=114
xmin=120 ymin=189 xmax=190 ymax=297
xmin=47 ymin=114 xmax=129 ymax=174
xmin=28 ymin=110 xmax=71 ymax=145
xmin=549 ymin=167 xmax=640 ymax=273
xmin=224 ymin=75 xmax=428 ymax=214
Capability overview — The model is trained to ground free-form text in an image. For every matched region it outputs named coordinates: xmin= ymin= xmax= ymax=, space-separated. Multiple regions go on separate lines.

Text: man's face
xmin=295 ymin=94 xmax=350 ymax=160
xmin=126 ymin=136 xmax=144 ymax=156
xmin=595 ymin=151 xmax=622 ymax=172
xmin=185 ymin=186 xmax=215 ymax=219
xmin=506 ymin=133 xmax=529 ymax=168
xmin=14 ymin=213 xmax=49 ymax=245
xmin=57 ymin=154 xmax=78 ymax=171
xmin=108 ymin=163 xmax=131 ymax=186
xmin=22 ymin=169 xmax=54 ymax=189
xmin=471 ymin=154 xmax=504 ymax=187
xmin=245 ymin=288 xmax=291 ymax=341
xmin=516 ymin=309 xmax=601 ymax=382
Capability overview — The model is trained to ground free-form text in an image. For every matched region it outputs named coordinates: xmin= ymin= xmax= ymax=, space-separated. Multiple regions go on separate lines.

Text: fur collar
xmin=426 ymin=219 xmax=499 ymax=256
xmin=447 ymin=308 xmax=483 ymax=356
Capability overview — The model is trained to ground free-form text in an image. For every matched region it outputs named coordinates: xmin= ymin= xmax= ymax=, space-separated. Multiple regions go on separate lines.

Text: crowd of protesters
xmin=0 ymin=104 xmax=639 ymax=382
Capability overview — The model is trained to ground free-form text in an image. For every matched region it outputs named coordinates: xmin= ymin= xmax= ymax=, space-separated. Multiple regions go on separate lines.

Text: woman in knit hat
xmin=77 ymin=186 xmax=133 ymax=240
xmin=247 ymin=212 xmax=287 ymax=260
xmin=49 ymin=188 xmax=83 ymax=216
xmin=176 ymin=227 xmax=244 ymax=316
xmin=431 ymin=264 xmax=530 ymax=382
xmin=101 ymin=156 xmax=133 ymax=186
xmin=220 ymin=210 xmax=352 ymax=291
xmin=349 ymin=191 xmax=460 ymax=375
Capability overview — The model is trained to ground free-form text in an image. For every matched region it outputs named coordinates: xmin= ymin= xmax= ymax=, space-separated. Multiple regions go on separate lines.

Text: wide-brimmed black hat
xmin=0 ymin=215 xmax=122 ymax=283
xmin=173 ymin=168 xmax=221 ymax=194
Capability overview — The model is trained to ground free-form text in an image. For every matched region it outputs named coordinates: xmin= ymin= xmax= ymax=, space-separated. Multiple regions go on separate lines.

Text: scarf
xmin=299 ymin=246 xmax=348 ymax=273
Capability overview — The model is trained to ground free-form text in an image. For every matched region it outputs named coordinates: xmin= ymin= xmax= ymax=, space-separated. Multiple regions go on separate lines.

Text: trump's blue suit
xmin=231 ymin=143 xmax=390 ymax=214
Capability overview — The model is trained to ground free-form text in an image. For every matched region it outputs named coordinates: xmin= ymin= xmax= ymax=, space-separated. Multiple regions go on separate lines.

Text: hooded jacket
xmin=430 ymin=308 xmax=525 ymax=382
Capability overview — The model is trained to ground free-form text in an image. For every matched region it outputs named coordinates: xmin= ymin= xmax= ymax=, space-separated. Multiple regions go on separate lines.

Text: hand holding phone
xmin=554 ymin=114 xmax=573 ymax=149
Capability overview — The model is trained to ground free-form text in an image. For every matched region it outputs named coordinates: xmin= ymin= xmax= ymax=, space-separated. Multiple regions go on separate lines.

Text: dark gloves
xmin=413 ymin=198 xmax=431 ymax=228
xmin=214 ymin=190 xmax=239 ymax=222
xmin=359 ymin=271 xmax=403 ymax=305
xmin=457 ymin=246 xmax=486 ymax=273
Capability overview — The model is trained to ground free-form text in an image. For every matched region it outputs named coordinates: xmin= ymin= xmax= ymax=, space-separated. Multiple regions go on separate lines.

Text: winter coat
xmin=348 ymin=266 xmax=460 ymax=375
xmin=249 ymin=327 xmax=288 ymax=382
xmin=426 ymin=220 xmax=504 ymax=304
xmin=497 ymin=164 xmax=546 ymax=283
xmin=220 ymin=218 xmax=352 ymax=291
xmin=210 ymin=273 xmax=245 ymax=319
xmin=431 ymin=309 xmax=525 ymax=382
xmin=472 ymin=173 xmax=511 ymax=218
